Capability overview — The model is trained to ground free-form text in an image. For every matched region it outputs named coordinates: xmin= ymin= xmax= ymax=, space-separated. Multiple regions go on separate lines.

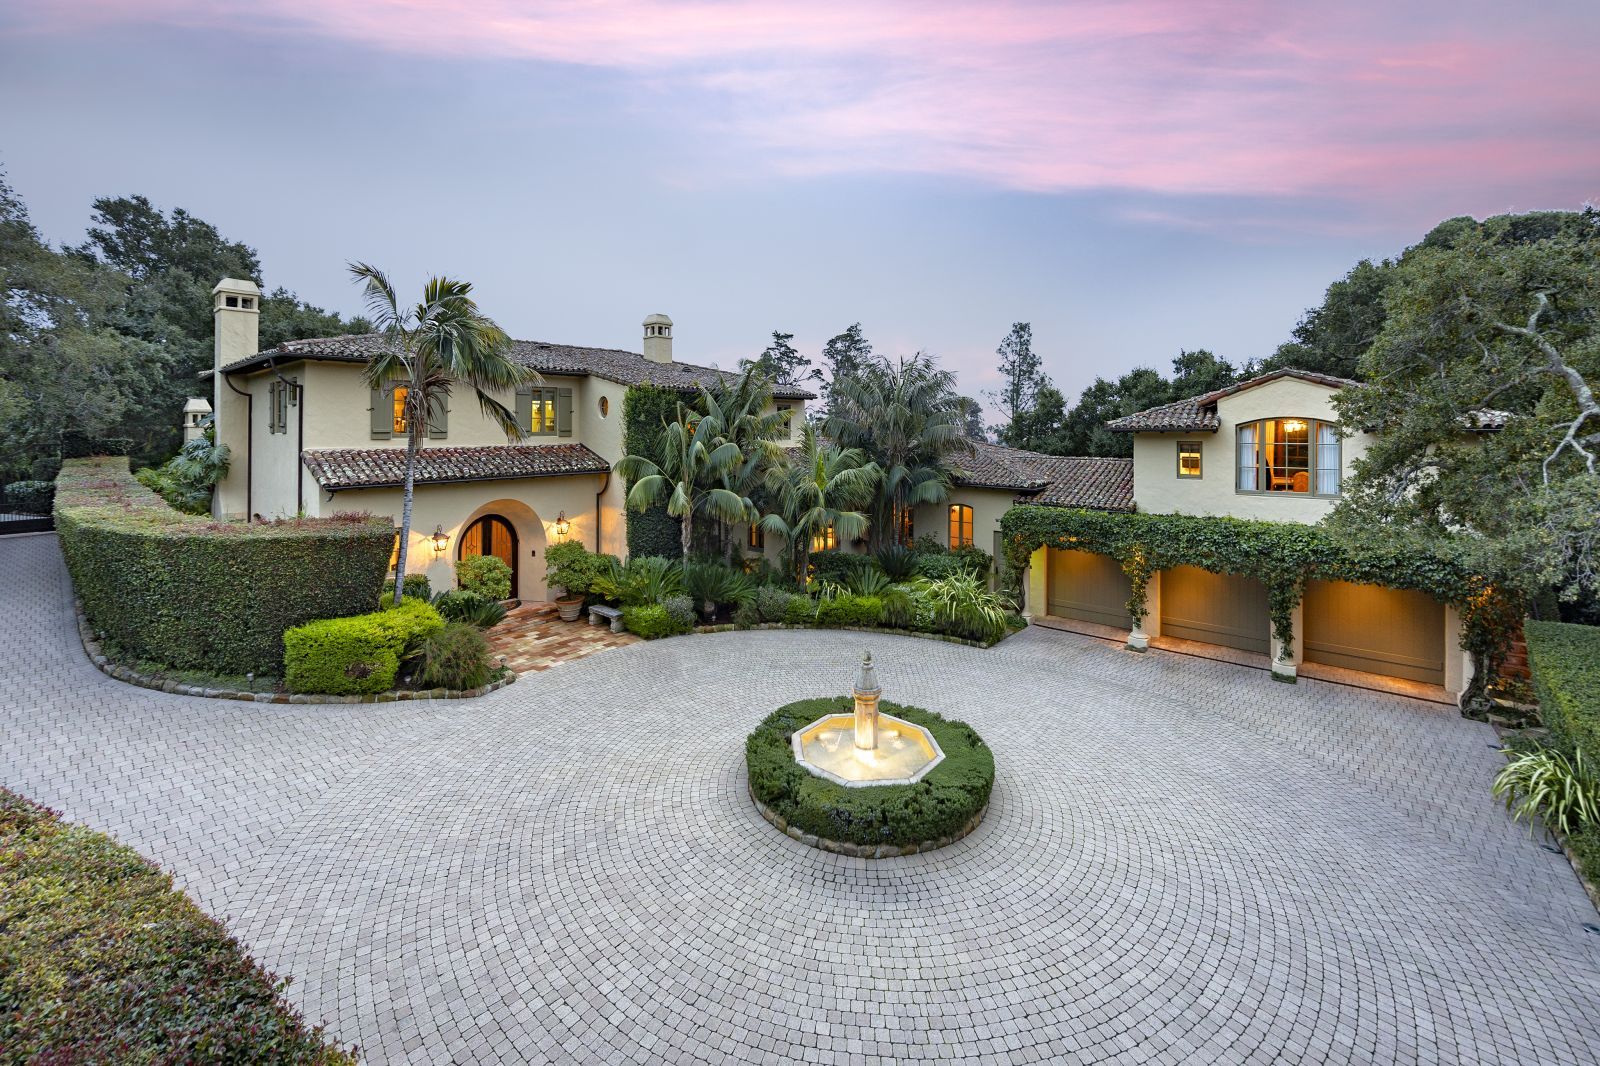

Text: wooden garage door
xmin=1303 ymin=580 xmax=1445 ymax=685
xmin=1159 ymin=565 xmax=1270 ymax=654
xmin=1048 ymin=549 xmax=1133 ymax=629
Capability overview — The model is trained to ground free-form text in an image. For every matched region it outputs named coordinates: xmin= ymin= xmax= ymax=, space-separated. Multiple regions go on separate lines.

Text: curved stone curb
xmin=748 ymin=780 xmax=987 ymax=859
xmin=694 ymin=622 xmax=1014 ymax=650
xmin=74 ymin=602 xmax=515 ymax=705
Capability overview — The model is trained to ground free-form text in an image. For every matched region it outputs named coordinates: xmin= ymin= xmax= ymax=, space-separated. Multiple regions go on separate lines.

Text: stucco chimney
xmin=642 ymin=313 xmax=673 ymax=364
xmin=211 ymin=278 xmax=259 ymax=520
xmin=182 ymin=397 xmax=212 ymax=442
xmin=212 ymin=278 xmax=261 ymax=372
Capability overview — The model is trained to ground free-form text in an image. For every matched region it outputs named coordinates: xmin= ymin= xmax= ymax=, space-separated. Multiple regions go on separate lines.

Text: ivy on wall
xmin=621 ymin=384 xmax=683 ymax=559
xmin=1000 ymin=505 xmax=1520 ymax=704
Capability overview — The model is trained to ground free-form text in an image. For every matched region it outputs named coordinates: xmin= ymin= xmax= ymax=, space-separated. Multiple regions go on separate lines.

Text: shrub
xmin=816 ymin=593 xmax=884 ymax=628
xmin=661 ymin=594 xmax=698 ymax=631
xmin=1492 ymin=744 xmax=1600 ymax=839
xmin=809 ymin=549 xmax=876 ymax=587
xmin=0 ymin=788 xmax=355 ymax=1063
xmin=623 ymin=603 xmax=693 ymax=639
xmin=783 ymin=594 xmax=817 ymax=625
xmin=847 ymin=569 xmax=893 ymax=597
xmin=544 ymin=542 xmax=619 ymax=598
xmin=915 ymin=548 xmax=992 ymax=582
xmin=880 ymin=584 xmax=918 ymax=628
xmin=756 ymin=585 xmax=796 ymax=623
xmin=684 ymin=559 xmax=757 ymax=609
xmin=383 ymin=572 xmax=434 ymax=602
xmin=915 ymin=571 xmax=1014 ymax=643
xmin=623 ymin=385 xmax=683 ymax=558
xmin=432 ymin=589 xmax=507 ymax=629
xmin=1526 ymin=620 xmax=1600 ymax=766
xmin=457 ymin=554 xmax=512 ymax=600
xmin=875 ymin=545 xmax=918 ymax=581
xmin=55 ymin=457 xmax=393 ymax=676
xmin=283 ymin=597 xmax=444 ymax=694
xmin=406 ymin=621 xmax=494 ymax=690
xmin=910 ymin=534 xmax=947 ymax=556
xmin=733 ymin=601 xmax=761 ymax=628
xmin=745 ymin=698 xmax=994 ymax=847
xmin=3 ymin=479 xmax=54 ymax=515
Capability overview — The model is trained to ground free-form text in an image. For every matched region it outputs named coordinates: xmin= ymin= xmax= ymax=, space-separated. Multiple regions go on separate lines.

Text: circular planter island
xmin=746 ymin=696 xmax=994 ymax=858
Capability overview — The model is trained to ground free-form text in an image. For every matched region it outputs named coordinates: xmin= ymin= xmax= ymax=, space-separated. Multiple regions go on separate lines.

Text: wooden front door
xmin=459 ymin=514 xmax=519 ymax=594
xmin=1303 ymin=580 xmax=1445 ymax=685
xmin=1048 ymin=548 xmax=1133 ymax=629
xmin=1159 ymin=565 xmax=1270 ymax=655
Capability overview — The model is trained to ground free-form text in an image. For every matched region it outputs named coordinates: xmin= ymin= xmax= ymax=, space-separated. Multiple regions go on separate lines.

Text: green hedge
xmin=623 ymin=603 xmax=693 ymax=639
xmin=55 ymin=457 xmax=394 ymax=676
xmin=816 ymin=593 xmax=884 ymax=627
xmin=3 ymin=480 xmax=54 ymax=515
xmin=1526 ymin=621 xmax=1600 ymax=764
xmin=284 ymin=597 xmax=444 ymax=694
xmin=622 ymin=385 xmax=683 ymax=558
xmin=747 ymin=698 xmax=994 ymax=847
xmin=0 ymin=788 xmax=355 ymax=1063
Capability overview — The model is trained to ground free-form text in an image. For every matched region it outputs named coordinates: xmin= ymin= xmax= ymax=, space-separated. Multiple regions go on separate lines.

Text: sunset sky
xmin=3 ymin=1 xmax=1596 ymax=412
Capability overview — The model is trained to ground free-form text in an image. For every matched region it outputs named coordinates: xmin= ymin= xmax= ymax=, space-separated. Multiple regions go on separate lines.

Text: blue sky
xmin=3 ymin=2 xmax=1596 ymax=417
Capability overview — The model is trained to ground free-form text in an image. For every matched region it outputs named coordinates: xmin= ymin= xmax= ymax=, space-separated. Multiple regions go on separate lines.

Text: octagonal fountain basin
xmin=791 ymin=712 xmax=944 ymax=787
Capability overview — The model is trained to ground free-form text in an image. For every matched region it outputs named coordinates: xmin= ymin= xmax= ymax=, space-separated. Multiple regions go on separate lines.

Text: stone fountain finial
xmin=853 ymin=650 xmax=881 ymax=750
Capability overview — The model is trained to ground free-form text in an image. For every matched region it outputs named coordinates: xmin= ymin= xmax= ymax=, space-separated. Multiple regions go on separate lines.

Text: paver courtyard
xmin=3 ymin=533 xmax=1597 ymax=1064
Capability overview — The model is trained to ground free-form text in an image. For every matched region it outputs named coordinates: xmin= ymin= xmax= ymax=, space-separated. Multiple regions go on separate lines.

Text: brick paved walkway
xmin=486 ymin=602 xmax=638 ymax=673
xmin=4 ymin=533 xmax=1599 ymax=1065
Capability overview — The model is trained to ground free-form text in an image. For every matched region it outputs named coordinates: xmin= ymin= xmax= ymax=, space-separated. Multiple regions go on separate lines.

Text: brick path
xmin=486 ymin=602 xmax=638 ymax=673
xmin=3 ymin=533 xmax=1599 ymax=1064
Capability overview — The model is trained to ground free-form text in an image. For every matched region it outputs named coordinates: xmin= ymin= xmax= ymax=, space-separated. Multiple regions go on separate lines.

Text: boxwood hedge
xmin=284 ymin=598 xmax=444 ymax=695
xmin=746 ymin=697 xmax=994 ymax=847
xmin=55 ymin=457 xmax=394 ymax=676
xmin=0 ymin=788 xmax=355 ymax=1063
xmin=1524 ymin=620 xmax=1600 ymax=886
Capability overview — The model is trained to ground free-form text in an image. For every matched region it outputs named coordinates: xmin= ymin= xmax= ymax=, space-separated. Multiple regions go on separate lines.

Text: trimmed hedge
xmin=1526 ymin=621 xmax=1600 ymax=767
xmin=284 ymin=598 xmax=444 ymax=695
xmin=622 ymin=385 xmax=683 ymax=559
xmin=0 ymin=788 xmax=355 ymax=1063
xmin=816 ymin=593 xmax=884 ymax=627
xmin=3 ymin=479 xmax=54 ymax=515
xmin=56 ymin=457 xmax=394 ymax=676
xmin=623 ymin=603 xmax=694 ymax=639
xmin=746 ymin=698 xmax=994 ymax=847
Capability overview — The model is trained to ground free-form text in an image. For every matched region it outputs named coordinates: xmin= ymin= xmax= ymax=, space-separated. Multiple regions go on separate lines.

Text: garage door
xmin=1048 ymin=549 xmax=1133 ymax=629
xmin=1159 ymin=565 xmax=1270 ymax=655
xmin=1303 ymin=580 xmax=1445 ymax=685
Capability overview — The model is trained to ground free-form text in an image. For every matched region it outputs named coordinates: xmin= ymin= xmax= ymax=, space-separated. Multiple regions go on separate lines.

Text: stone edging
xmin=748 ymin=780 xmax=987 ymax=859
xmin=695 ymin=622 xmax=1009 ymax=650
xmin=74 ymin=603 xmax=515 ymax=705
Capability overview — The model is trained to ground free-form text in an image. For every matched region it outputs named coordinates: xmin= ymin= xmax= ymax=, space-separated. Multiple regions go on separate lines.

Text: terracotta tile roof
xmin=948 ymin=441 xmax=1051 ymax=491
xmin=218 ymin=333 xmax=815 ymax=400
xmin=1013 ymin=455 xmax=1134 ymax=511
xmin=302 ymin=444 xmax=610 ymax=491
xmin=1106 ymin=368 xmax=1362 ymax=433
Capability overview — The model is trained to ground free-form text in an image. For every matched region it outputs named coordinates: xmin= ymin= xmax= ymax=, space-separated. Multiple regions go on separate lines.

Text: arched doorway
xmin=459 ymin=513 xmax=519 ymax=594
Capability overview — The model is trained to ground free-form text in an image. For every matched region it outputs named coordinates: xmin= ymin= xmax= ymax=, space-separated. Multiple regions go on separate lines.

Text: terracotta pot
xmin=555 ymin=595 xmax=585 ymax=622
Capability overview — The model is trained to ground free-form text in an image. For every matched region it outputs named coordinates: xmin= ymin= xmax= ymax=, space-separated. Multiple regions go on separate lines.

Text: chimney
xmin=642 ymin=313 xmax=673 ymax=363
xmin=211 ymin=278 xmax=259 ymax=520
xmin=182 ymin=397 xmax=212 ymax=443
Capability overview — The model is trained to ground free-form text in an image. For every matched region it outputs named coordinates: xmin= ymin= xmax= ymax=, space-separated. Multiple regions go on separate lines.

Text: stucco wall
xmin=913 ymin=486 xmax=1014 ymax=559
xmin=323 ymin=477 xmax=606 ymax=601
xmin=1131 ymin=377 xmax=1373 ymax=523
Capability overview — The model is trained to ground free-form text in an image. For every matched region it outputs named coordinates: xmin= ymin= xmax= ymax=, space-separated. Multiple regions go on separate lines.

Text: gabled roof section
xmin=1106 ymin=368 xmax=1361 ymax=433
xmin=950 ymin=441 xmax=1134 ymax=512
xmin=302 ymin=444 xmax=610 ymax=492
xmin=948 ymin=441 xmax=1051 ymax=492
xmin=218 ymin=333 xmax=816 ymax=400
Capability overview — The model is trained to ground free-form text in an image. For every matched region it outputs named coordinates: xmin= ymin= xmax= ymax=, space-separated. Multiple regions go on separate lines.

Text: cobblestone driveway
xmin=4 ymin=534 xmax=1598 ymax=1065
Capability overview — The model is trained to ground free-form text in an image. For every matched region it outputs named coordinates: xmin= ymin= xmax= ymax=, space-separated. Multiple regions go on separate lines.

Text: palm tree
xmin=702 ymin=370 xmax=788 ymax=562
xmin=825 ymin=352 xmax=970 ymax=552
xmin=761 ymin=424 xmax=879 ymax=583
xmin=349 ymin=263 xmax=535 ymax=606
xmin=615 ymin=399 xmax=749 ymax=561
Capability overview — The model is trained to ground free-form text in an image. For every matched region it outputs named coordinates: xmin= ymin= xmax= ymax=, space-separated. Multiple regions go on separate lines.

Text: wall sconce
xmin=430 ymin=525 xmax=449 ymax=554
xmin=553 ymin=511 xmax=570 ymax=540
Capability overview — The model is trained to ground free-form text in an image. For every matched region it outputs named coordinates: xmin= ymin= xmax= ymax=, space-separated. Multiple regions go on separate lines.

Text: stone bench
xmin=588 ymin=604 xmax=624 ymax=633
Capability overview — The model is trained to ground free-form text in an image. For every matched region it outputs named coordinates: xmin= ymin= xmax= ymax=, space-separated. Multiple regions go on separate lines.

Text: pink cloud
xmin=18 ymin=0 xmax=1600 ymax=205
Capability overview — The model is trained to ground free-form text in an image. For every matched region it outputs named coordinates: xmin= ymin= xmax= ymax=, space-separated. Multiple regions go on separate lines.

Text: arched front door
xmin=459 ymin=514 xmax=518 ymax=594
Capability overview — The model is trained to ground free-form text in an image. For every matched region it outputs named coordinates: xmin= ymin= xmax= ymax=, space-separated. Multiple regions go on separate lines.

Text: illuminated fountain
xmin=791 ymin=652 xmax=944 ymax=786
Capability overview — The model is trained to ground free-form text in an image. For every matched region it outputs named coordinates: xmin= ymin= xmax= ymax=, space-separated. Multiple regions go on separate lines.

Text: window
xmin=267 ymin=378 xmax=297 ymax=434
xmin=948 ymin=504 xmax=974 ymax=548
xmin=1177 ymin=440 xmax=1202 ymax=478
xmin=811 ymin=524 xmax=836 ymax=553
xmin=776 ymin=402 xmax=793 ymax=437
xmin=748 ymin=524 xmax=764 ymax=551
xmin=1236 ymin=418 xmax=1340 ymax=496
xmin=598 ymin=395 xmax=609 ymax=418
xmin=391 ymin=385 xmax=409 ymax=434
xmin=893 ymin=505 xmax=914 ymax=546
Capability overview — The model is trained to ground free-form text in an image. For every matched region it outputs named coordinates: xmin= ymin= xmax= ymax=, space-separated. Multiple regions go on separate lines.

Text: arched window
xmin=1236 ymin=418 xmax=1341 ymax=496
xmin=948 ymin=504 xmax=974 ymax=548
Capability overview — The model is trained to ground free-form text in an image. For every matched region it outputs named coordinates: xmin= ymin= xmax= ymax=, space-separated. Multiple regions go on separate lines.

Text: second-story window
xmin=1237 ymin=418 xmax=1340 ymax=496
xmin=1177 ymin=440 xmax=1202 ymax=478
xmin=776 ymin=402 xmax=793 ymax=437
xmin=948 ymin=504 xmax=973 ymax=548
xmin=748 ymin=524 xmax=764 ymax=551
xmin=392 ymin=386 xmax=409 ymax=435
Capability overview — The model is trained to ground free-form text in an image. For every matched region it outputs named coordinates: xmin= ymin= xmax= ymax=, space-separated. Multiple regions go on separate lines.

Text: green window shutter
xmin=426 ymin=392 xmax=448 ymax=439
xmin=370 ymin=387 xmax=391 ymax=439
xmin=516 ymin=386 xmax=533 ymax=435
xmin=557 ymin=388 xmax=573 ymax=438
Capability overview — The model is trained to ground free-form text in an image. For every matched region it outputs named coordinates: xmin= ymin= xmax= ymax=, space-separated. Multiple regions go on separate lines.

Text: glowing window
xmin=948 ymin=504 xmax=973 ymax=548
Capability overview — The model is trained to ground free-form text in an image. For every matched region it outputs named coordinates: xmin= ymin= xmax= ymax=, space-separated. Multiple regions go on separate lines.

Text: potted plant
xmin=545 ymin=542 xmax=609 ymax=622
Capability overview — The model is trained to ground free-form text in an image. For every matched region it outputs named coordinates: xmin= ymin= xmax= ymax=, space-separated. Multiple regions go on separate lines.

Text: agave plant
xmin=914 ymin=571 xmax=1015 ymax=644
xmin=1493 ymin=744 xmax=1600 ymax=838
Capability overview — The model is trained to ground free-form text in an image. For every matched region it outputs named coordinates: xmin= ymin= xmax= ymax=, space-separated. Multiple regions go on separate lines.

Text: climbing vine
xmin=1000 ymin=505 xmax=1521 ymax=704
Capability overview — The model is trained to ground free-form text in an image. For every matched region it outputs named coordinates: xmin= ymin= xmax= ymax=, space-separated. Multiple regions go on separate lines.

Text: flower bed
xmin=746 ymin=698 xmax=994 ymax=855
xmin=0 ymin=788 xmax=355 ymax=1063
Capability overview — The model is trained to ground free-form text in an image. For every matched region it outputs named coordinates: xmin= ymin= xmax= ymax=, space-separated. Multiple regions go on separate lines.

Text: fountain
xmin=790 ymin=652 xmax=944 ymax=787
